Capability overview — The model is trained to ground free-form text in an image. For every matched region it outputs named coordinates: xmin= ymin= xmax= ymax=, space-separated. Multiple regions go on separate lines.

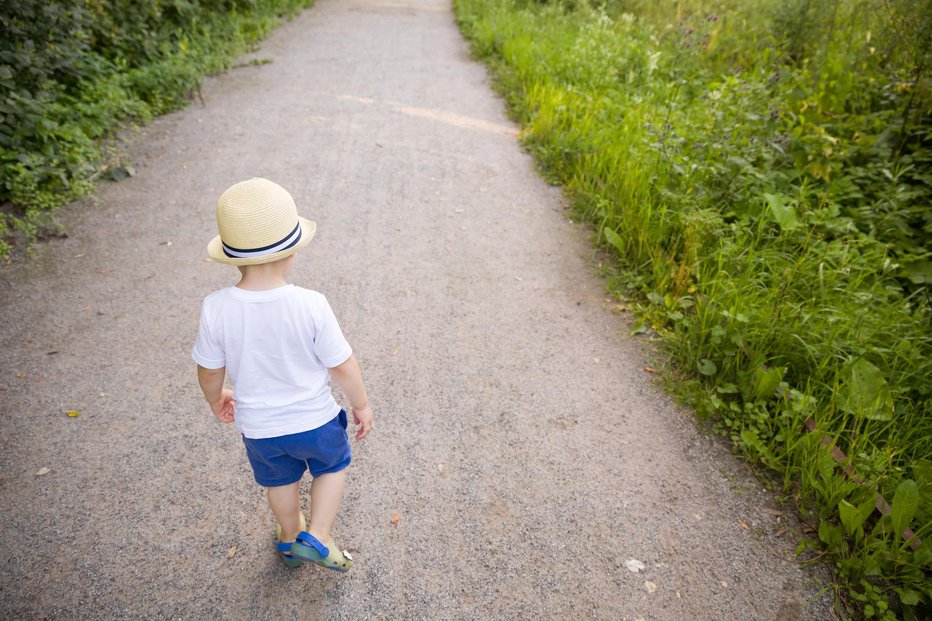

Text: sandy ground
xmin=0 ymin=0 xmax=833 ymax=619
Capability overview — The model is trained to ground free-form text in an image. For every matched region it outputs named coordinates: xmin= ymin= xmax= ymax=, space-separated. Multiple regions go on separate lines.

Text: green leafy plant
xmin=0 ymin=0 xmax=312 ymax=259
xmin=455 ymin=0 xmax=931 ymax=617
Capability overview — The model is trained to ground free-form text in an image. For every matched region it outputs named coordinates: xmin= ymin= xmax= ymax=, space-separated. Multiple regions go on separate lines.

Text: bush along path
xmin=0 ymin=0 xmax=314 ymax=259
xmin=452 ymin=0 xmax=931 ymax=618
xmin=0 ymin=0 xmax=838 ymax=618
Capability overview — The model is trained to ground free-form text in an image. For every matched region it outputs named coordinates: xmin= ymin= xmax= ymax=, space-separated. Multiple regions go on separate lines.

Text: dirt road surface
xmin=0 ymin=0 xmax=832 ymax=618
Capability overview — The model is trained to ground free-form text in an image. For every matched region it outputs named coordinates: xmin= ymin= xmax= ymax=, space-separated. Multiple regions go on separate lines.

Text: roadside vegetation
xmin=454 ymin=0 xmax=930 ymax=618
xmin=0 ymin=0 xmax=312 ymax=259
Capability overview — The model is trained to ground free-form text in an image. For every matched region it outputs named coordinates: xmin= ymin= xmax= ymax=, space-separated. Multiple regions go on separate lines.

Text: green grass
xmin=454 ymin=0 xmax=931 ymax=618
xmin=0 ymin=0 xmax=314 ymax=259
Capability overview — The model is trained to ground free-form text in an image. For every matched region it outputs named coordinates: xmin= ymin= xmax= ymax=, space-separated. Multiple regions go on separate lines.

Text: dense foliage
xmin=0 ymin=0 xmax=312 ymax=257
xmin=454 ymin=0 xmax=930 ymax=617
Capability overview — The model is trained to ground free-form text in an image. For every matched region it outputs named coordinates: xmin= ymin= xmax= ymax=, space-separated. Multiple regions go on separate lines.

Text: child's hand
xmin=210 ymin=389 xmax=236 ymax=423
xmin=352 ymin=404 xmax=373 ymax=440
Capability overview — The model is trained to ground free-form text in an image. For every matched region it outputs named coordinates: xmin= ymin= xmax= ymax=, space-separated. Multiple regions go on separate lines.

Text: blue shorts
xmin=242 ymin=410 xmax=351 ymax=487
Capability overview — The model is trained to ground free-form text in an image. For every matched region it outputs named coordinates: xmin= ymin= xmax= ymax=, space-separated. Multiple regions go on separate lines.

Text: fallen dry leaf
xmin=392 ymin=346 xmax=400 ymax=356
xmin=35 ymin=467 xmax=50 ymax=476
xmin=644 ymin=581 xmax=657 ymax=593
xmin=66 ymin=410 xmax=80 ymax=418
xmin=644 ymin=367 xmax=658 ymax=373
xmin=391 ymin=513 xmax=399 ymax=525
xmin=227 ymin=545 xmax=237 ymax=559
xmin=624 ymin=559 xmax=645 ymax=573
xmin=738 ymin=520 xmax=750 ymax=530
xmin=15 ymin=373 xmax=26 ymax=379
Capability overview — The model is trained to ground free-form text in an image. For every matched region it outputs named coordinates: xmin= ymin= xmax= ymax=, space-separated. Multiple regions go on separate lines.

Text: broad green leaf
xmin=895 ymin=588 xmax=920 ymax=606
xmin=836 ymin=358 xmax=893 ymax=421
xmin=890 ymin=479 xmax=919 ymax=540
xmin=816 ymin=448 xmax=836 ymax=482
xmin=740 ymin=428 xmax=774 ymax=463
xmin=763 ymin=192 xmax=799 ymax=231
xmin=697 ymin=358 xmax=717 ymax=376
xmin=629 ymin=320 xmax=649 ymax=336
xmin=838 ymin=497 xmax=873 ymax=536
xmin=753 ymin=366 xmax=783 ymax=400
xmin=838 ymin=500 xmax=860 ymax=536
xmin=818 ymin=519 xmax=842 ymax=547
xmin=602 ymin=226 xmax=625 ymax=254
xmin=913 ymin=542 xmax=932 ymax=568
xmin=861 ymin=555 xmax=881 ymax=576
xmin=740 ymin=428 xmax=762 ymax=452
xmin=716 ymin=382 xmax=740 ymax=394
xmin=856 ymin=496 xmax=876 ymax=527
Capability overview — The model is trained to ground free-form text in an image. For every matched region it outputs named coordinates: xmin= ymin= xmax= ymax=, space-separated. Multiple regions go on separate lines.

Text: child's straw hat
xmin=206 ymin=178 xmax=316 ymax=265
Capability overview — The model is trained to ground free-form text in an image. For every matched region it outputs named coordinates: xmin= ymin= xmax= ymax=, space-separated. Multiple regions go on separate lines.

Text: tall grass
xmin=455 ymin=0 xmax=931 ymax=617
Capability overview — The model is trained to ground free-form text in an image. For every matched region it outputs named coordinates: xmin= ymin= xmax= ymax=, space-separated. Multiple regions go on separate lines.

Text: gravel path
xmin=0 ymin=0 xmax=832 ymax=618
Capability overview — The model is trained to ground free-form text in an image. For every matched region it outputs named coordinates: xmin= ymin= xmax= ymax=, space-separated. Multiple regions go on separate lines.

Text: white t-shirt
xmin=191 ymin=284 xmax=352 ymax=439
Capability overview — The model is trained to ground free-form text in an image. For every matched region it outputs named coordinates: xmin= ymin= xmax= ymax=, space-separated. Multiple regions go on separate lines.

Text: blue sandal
xmin=290 ymin=531 xmax=353 ymax=572
xmin=274 ymin=513 xmax=307 ymax=568
xmin=276 ymin=540 xmax=304 ymax=568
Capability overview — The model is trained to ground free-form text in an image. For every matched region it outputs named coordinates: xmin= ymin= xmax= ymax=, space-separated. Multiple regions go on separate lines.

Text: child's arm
xmin=329 ymin=355 xmax=373 ymax=440
xmin=197 ymin=365 xmax=235 ymax=423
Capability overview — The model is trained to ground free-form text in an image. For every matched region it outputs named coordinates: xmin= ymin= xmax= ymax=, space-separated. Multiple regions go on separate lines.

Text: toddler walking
xmin=192 ymin=177 xmax=372 ymax=570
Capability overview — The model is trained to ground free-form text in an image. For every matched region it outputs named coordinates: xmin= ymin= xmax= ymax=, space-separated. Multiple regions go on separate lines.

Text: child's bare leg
xmin=308 ymin=470 xmax=347 ymax=543
xmin=267 ymin=481 xmax=302 ymax=543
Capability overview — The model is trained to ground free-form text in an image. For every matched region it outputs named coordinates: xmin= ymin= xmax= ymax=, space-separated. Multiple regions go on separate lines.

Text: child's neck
xmin=236 ymin=259 xmax=292 ymax=291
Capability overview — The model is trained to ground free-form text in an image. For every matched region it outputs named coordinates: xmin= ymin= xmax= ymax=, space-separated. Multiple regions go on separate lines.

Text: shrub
xmin=0 ymin=0 xmax=312 ymax=258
